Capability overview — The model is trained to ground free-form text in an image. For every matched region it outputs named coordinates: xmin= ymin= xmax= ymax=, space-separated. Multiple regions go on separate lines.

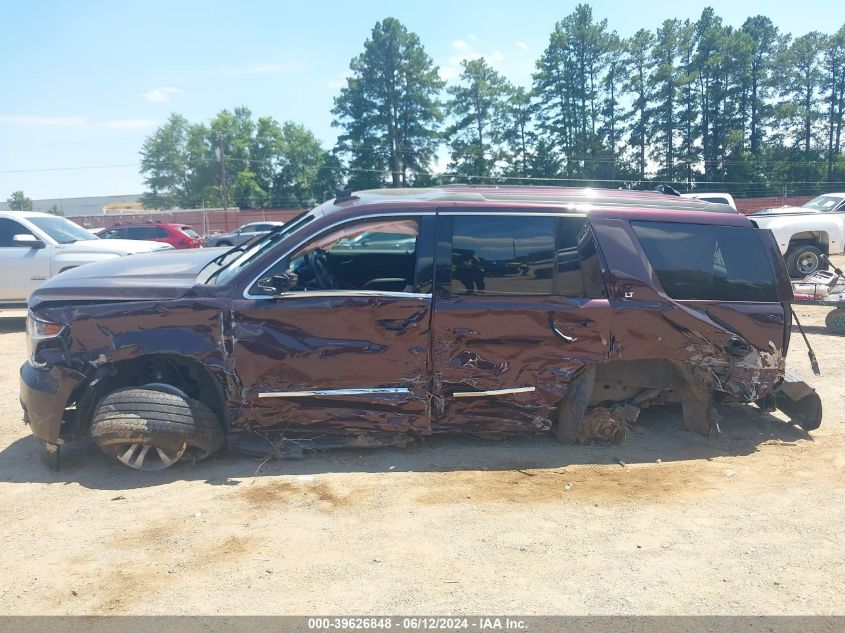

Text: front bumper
xmin=19 ymin=361 xmax=86 ymax=444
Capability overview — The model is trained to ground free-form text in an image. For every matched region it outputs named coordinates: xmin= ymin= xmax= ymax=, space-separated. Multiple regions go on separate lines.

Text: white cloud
xmin=441 ymin=37 xmax=506 ymax=81
xmin=221 ymin=62 xmax=305 ymax=75
xmin=0 ymin=115 xmax=86 ymax=126
xmin=140 ymin=87 xmax=183 ymax=103
xmin=516 ymin=41 xmax=528 ymax=50
xmin=98 ymin=119 xmax=158 ymax=129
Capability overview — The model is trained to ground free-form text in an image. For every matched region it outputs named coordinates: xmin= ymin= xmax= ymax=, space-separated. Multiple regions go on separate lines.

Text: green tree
xmin=534 ymin=4 xmax=613 ymax=177
xmin=139 ymin=114 xmax=195 ymax=209
xmin=6 ymin=190 xmax=33 ymax=211
xmin=778 ymin=32 xmax=825 ymax=183
xmin=501 ymin=86 xmax=536 ymax=179
xmin=445 ymin=58 xmax=512 ymax=181
xmin=649 ymin=19 xmax=683 ymax=181
xmin=622 ymin=29 xmax=655 ymax=181
xmin=332 ymin=17 xmax=444 ymax=188
xmin=823 ymin=25 xmax=845 ymax=181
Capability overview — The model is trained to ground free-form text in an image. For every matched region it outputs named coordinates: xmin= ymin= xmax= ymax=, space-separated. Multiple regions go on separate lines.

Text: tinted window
xmin=100 ymin=229 xmax=121 ymax=239
xmin=155 ymin=227 xmax=169 ymax=238
xmin=0 ymin=218 xmax=34 ymax=246
xmin=450 ymin=216 xmax=555 ymax=295
xmin=556 ymin=218 xmax=606 ymax=298
xmin=127 ymin=226 xmax=157 ymax=240
xmin=631 ymin=221 xmax=779 ymax=302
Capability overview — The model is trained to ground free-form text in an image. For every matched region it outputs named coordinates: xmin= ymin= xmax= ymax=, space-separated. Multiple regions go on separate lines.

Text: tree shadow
xmin=0 ymin=403 xmax=813 ymax=491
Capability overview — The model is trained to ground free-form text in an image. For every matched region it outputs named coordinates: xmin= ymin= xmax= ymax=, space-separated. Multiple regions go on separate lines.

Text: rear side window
xmin=127 ymin=226 xmax=157 ymax=240
xmin=450 ymin=216 xmax=556 ymax=295
xmin=556 ymin=218 xmax=606 ymax=298
xmin=631 ymin=221 xmax=779 ymax=302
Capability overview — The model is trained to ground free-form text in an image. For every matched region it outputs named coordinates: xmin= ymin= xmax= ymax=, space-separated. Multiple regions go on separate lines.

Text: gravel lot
xmin=0 ymin=293 xmax=842 ymax=615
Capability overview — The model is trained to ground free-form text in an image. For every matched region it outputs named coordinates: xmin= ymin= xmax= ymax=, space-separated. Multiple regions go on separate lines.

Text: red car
xmin=100 ymin=222 xmax=203 ymax=249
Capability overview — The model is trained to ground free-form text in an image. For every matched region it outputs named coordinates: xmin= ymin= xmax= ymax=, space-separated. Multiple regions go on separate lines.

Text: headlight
xmin=26 ymin=311 xmax=65 ymax=367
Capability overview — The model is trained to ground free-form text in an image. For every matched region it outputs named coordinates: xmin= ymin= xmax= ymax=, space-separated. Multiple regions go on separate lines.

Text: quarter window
xmin=631 ymin=220 xmax=779 ymax=302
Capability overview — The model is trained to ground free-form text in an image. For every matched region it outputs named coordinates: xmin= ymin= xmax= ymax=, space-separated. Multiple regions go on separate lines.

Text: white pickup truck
xmin=749 ymin=193 xmax=845 ymax=277
xmin=0 ymin=211 xmax=172 ymax=303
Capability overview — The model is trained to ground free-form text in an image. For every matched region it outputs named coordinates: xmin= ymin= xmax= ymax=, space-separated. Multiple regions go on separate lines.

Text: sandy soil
xmin=0 ymin=292 xmax=842 ymax=615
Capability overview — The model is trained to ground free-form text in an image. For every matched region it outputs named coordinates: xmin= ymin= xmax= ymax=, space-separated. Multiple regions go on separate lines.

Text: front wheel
xmin=785 ymin=245 xmax=826 ymax=278
xmin=90 ymin=388 xmax=224 ymax=471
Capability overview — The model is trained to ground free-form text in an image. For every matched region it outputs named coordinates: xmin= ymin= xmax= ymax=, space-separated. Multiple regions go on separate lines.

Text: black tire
xmin=785 ymin=245 xmax=827 ymax=278
xmin=825 ymin=308 xmax=845 ymax=334
xmin=90 ymin=388 xmax=224 ymax=470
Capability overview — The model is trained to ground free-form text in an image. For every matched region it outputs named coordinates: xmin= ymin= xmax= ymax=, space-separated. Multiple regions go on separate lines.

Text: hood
xmin=29 ymin=247 xmax=228 ymax=308
xmin=750 ymin=205 xmax=814 ymax=217
xmin=56 ymin=238 xmax=173 ymax=254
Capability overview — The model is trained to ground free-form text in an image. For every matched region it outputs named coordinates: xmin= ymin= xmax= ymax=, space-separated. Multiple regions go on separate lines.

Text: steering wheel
xmin=304 ymin=249 xmax=336 ymax=289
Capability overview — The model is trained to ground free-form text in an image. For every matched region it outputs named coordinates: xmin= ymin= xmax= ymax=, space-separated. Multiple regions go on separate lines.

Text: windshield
xmin=199 ymin=209 xmax=316 ymax=285
xmin=28 ymin=216 xmax=98 ymax=244
xmin=803 ymin=195 xmax=845 ymax=211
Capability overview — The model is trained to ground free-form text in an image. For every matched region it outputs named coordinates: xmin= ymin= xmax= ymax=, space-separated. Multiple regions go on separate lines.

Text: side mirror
xmin=13 ymin=234 xmax=46 ymax=249
xmin=257 ymin=271 xmax=298 ymax=296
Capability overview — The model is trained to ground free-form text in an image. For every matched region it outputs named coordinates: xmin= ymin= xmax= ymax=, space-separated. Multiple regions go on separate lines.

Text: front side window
xmin=0 ymin=218 xmax=34 ymax=246
xmin=631 ymin=220 xmax=779 ymax=302
xmin=250 ymin=217 xmax=420 ymax=295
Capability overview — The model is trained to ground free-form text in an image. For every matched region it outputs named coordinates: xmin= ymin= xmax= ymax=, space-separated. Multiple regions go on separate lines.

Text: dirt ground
xmin=0 ymin=293 xmax=843 ymax=615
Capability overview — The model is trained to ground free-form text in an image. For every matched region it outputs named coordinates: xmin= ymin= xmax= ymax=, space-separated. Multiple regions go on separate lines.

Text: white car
xmin=749 ymin=193 xmax=845 ymax=277
xmin=680 ymin=192 xmax=737 ymax=210
xmin=0 ymin=211 xmax=172 ymax=303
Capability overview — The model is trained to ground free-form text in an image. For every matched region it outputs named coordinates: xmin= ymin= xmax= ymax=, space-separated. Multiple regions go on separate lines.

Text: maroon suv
xmin=20 ymin=186 xmax=821 ymax=471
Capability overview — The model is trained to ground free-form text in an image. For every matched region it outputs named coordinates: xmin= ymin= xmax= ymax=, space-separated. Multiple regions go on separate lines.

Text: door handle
xmin=552 ymin=324 xmax=578 ymax=343
xmin=550 ymin=314 xmax=579 ymax=343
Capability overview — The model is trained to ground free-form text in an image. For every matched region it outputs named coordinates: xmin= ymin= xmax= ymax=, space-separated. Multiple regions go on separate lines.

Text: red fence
xmin=68 ymin=208 xmax=303 ymax=236
xmin=735 ymin=195 xmax=814 ymax=215
xmin=68 ymin=195 xmax=815 ymax=235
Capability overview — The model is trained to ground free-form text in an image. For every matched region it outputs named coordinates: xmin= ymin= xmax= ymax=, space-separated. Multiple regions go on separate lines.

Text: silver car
xmin=206 ymin=221 xmax=285 ymax=247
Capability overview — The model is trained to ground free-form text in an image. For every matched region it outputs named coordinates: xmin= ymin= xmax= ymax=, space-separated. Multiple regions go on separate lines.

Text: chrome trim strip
xmin=264 ymin=290 xmax=431 ymax=300
xmin=258 ymin=387 xmax=411 ymax=399
xmin=452 ymin=386 xmax=536 ymax=398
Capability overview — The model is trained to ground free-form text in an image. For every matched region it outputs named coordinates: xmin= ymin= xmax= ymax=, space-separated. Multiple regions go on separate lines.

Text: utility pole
xmin=216 ymin=131 xmax=229 ymax=210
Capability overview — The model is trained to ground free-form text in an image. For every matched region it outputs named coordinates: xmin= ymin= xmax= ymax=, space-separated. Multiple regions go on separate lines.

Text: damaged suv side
xmin=19 ymin=186 xmax=822 ymax=471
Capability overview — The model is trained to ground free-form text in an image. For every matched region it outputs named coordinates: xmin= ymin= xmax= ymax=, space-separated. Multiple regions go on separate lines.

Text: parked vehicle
xmin=680 ymin=192 xmax=737 ymax=210
xmin=20 ymin=186 xmax=821 ymax=471
xmin=749 ymin=193 xmax=845 ymax=277
xmin=0 ymin=211 xmax=172 ymax=303
xmin=100 ymin=222 xmax=203 ymax=249
xmin=206 ymin=222 xmax=286 ymax=247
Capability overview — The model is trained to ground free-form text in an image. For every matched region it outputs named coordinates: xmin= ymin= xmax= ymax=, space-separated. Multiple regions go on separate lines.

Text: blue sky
xmin=0 ymin=0 xmax=840 ymax=200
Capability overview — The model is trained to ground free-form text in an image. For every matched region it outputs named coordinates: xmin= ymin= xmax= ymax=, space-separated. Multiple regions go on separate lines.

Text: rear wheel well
xmin=75 ymin=354 xmax=228 ymax=434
